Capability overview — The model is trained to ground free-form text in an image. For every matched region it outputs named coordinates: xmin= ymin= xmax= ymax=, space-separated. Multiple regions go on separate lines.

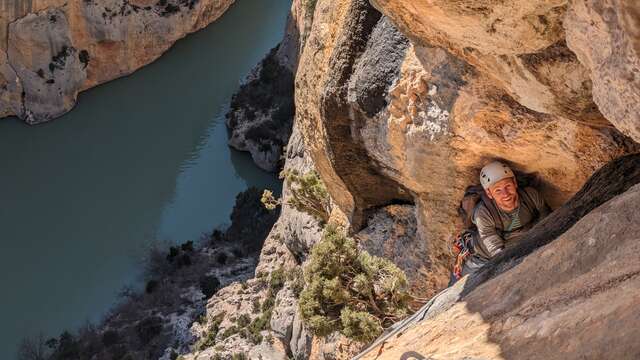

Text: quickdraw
xmin=452 ymin=231 xmax=475 ymax=279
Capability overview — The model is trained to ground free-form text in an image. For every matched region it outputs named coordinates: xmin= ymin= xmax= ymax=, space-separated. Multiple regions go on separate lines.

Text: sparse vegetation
xmin=299 ymin=225 xmax=411 ymax=342
xmin=303 ymin=0 xmax=318 ymax=15
xmin=252 ymin=298 xmax=261 ymax=313
xmin=283 ymin=170 xmax=331 ymax=223
xmin=226 ymin=44 xmax=295 ymax=169
xmin=232 ymin=353 xmax=248 ymax=360
xmin=20 ymin=187 xmax=279 ymax=359
xmin=196 ymin=312 xmax=225 ymax=350
xmin=287 ymin=266 xmax=305 ymax=297
xmin=220 ymin=325 xmax=239 ymax=340
xmin=261 ymin=189 xmax=280 ymax=210
xmin=262 ymin=170 xmax=331 ymax=224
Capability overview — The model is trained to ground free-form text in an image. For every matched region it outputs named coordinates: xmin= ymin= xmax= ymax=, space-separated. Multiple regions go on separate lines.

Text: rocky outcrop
xmin=368 ymin=0 xmax=602 ymax=125
xmin=225 ymin=0 xmax=315 ymax=172
xmin=182 ymin=122 xmax=323 ymax=359
xmin=565 ymin=0 xmax=640 ymax=142
xmin=356 ymin=153 xmax=640 ymax=360
xmin=226 ymin=45 xmax=295 ymax=172
xmin=368 ymin=0 xmax=640 ymax=140
xmin=0 ymin=0 xmax=234 ymax=123
xmin=355 ymin=205 xmax=430 ymax=293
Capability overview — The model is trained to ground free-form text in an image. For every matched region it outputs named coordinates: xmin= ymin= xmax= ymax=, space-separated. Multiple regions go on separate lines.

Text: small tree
xmin=260 ymin=190 xmax=280 ymax=210
xmin=261 ymin=170 xmax=331 ymax=223
xmin=283 ymin=170 xmax=330 ymax=223
xmin=299 ymin=225 xmax=410 ymax=342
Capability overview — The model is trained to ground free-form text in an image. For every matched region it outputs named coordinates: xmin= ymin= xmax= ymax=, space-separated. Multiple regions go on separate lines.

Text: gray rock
xmin=347 ymin=16 xmax=409 ymax=117
xmin=356 ymin=205 xmax=427 ymax=285
xmin=248 ymin=341 xmax=288 ymax=360
xmin=226 ymin=43 xmax=295 ymax=172
xmin=279 ymin=124 xmax=324 ymax=260
xmin=269 ymin=286 xmax=297 ymax=344
xmin=289 ymin=310 xmax=312 ymax=360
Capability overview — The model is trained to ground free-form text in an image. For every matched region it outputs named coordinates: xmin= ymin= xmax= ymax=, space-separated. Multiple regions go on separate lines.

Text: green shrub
xmin=196 ymin=312 xmax=225 ymax=350
xmin=269 ymin=267 xmax=286 ymax=293
xmin=252 ymin=298 xmax=261 ymax=313
xmin=247 ymin=317 xmax=267 ymax=343
xmin=261 ymin=296 xmax=275 ymax=313
xmin=283 ymin=170 xmax=331 ymax=223
xmin=263 ymin=170 xmax=331 ymax=224
xmin=236 ymin=314 xmax=251 ymax=328
xmin=261 ymin=190 xmax=280 ymax=210
xmin=298 ymin=225 xmax=410 ymax=342
xmin=287 ymin=267 xmax=305 ymax=297
xmin=232 ymin=353 xmax=248 ymax=360
xmin=220 ymin=325 xmax=240 ymax=340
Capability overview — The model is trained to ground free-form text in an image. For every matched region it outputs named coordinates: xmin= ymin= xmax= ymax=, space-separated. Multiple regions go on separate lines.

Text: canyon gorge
xmin=2 ymin=0 xmax=639 ymax=359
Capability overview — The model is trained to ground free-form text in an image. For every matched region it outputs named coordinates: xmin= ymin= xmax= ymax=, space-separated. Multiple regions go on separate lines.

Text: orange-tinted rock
xmin=1 ymin=0 xmax=234 ymax=123
xmin=368 ymin=0 xmax=615 ymax=127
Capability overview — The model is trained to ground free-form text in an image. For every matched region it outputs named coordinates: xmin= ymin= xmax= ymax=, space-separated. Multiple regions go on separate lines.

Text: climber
xmin=451 ymin=161 xmax=551 ymax=281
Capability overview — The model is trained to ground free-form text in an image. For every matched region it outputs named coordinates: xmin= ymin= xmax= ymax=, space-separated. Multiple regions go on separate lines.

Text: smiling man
xmin=473 ymin=161 xmax=551 ymax=258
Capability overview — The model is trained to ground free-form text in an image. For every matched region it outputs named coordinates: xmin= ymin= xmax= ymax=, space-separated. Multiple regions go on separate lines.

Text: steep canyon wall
xmin=191 ymin=0 xmax=640 ymax=358
xmin=0 ymin=0 xmax=234 ymax=122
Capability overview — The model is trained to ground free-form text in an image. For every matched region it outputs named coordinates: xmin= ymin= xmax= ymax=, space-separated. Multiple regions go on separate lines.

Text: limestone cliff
xmin=187 ymin=0 xmax=640 ymax=359
xmin=294 ymin=0 xmax=638 ymax=299
xmin=0 ymin=0 xmax=234 ymax=123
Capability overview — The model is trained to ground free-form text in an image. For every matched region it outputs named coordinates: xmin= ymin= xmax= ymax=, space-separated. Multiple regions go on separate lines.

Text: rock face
xmin=356 ymin=154 xmax=640 ymax=360
xmin=565 ymin=0 xmax=640 ymax=142
xmin=0 ymin=0 xmax=234 ymax=123
xmin=368 ymin=0 xmax=640 ymax=140
xmin=226 ymin=45 xmax=295 ymax=172
xmin=368 ymin=0 xmax=602 ymax=125
xmin=355 ymin=205 xmax=432 ymax=293
xmin=182 ymin=124 xmax=322 ymax=360
xmin=295 ymin=0 xmax=638 ymax=300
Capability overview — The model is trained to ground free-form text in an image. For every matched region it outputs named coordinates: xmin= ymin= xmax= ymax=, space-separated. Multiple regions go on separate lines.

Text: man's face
xmin=486 ymin=177 xmax=518 ymax=212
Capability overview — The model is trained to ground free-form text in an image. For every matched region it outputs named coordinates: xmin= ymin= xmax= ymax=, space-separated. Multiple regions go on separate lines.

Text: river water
xmin=0 ymin=0 xmax=290 ymax=358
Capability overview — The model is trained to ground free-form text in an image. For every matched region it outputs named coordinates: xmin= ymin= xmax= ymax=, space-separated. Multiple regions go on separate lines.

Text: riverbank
xmin=18 ymin=187 xmax=279 ymax=360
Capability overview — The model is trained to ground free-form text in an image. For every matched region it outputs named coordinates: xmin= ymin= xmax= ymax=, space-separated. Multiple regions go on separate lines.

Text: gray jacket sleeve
xmin=473 ymin=204 xmax=504 ymax=257
xmin=523 ymin=187 xmax=551 ymax=218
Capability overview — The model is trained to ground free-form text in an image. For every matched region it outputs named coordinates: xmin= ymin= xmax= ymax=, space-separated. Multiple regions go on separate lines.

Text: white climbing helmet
xmin=480 ymin=161 xmax=515 ymax=190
